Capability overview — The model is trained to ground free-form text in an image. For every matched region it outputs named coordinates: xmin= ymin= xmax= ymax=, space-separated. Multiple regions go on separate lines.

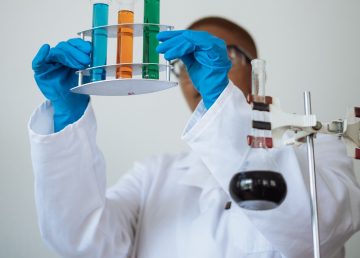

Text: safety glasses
xmin=171 ymin=45 xmax=253 ymax=79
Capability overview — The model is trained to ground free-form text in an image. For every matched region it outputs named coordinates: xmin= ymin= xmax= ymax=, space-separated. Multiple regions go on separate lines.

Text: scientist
xmin=29 ymin=17 xmax=360 ymax=258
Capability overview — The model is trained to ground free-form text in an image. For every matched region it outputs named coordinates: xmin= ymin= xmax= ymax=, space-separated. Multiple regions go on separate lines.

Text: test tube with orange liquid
xmin=116 ymin=0 xmax=135 ymax=78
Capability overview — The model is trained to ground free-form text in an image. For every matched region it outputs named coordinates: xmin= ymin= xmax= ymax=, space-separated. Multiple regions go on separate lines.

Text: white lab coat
xmin=29 ymin=82 xmax=360 ymax=258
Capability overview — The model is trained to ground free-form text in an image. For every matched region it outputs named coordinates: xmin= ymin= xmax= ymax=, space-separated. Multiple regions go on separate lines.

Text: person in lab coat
xmin=29 ymin=16 xmax=360 ymax=258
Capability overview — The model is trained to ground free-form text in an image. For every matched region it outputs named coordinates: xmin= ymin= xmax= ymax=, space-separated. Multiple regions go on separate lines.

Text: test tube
xmin=116 ymin=0 xmax=135 ymax=79
xmin=142 ymin=0 xmax=160 ymax=79
xmin=90 ymin=0 xmax=110 ymax=82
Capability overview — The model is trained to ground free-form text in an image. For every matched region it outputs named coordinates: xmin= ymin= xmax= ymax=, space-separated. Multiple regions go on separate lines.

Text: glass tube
xmin=90 ymin=0 xmax=110 ymax=82
xmin=142 ymin=0 xmax=160 ymax=79
xmin=116 ymin=0 xmax=135 ymax=78
xmin=250 ymin=59 xmax=269 ymax=149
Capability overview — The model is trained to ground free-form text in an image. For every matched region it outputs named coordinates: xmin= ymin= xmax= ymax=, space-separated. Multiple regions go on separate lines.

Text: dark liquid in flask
xmin=229 ymin=171 xmax=287 ymax=210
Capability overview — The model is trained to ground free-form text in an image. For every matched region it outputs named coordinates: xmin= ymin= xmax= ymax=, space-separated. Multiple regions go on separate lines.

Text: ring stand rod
xmin=304 ymin=91 xmax=321 ymax=258
xmin=78 ymin=32 xmax=85 ymax=86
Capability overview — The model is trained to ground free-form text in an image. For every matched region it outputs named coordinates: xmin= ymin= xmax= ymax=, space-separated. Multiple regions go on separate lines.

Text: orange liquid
xmin=116 ymin=10 xmax=134 ymax=78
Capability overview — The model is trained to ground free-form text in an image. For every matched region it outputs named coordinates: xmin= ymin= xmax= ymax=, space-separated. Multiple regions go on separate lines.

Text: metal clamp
xmin=327 ymin=120 xmax=345 ymax=134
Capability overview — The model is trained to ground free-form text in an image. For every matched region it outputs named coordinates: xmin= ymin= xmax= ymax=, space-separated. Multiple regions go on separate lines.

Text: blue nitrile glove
xmin=156 ymin=30 xmax=232 ymax=109
xmin=32 ymin=38 xmax=91 ymax=132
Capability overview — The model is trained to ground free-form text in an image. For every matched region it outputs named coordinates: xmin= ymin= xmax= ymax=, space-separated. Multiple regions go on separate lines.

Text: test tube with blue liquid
xmin=90 ymin=0 xmax=110 ymax=82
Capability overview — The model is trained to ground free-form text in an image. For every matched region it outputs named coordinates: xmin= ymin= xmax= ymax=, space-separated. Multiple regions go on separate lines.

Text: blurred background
xmin=0 ymin=0 xmax=359 ymax=257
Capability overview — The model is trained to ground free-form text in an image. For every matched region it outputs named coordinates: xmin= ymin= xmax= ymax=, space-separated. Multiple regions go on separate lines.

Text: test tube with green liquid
xmin=90 ymin=0 xmax=110 ymax=82
xmin=142 ymin=0 xmax=160 ymax=79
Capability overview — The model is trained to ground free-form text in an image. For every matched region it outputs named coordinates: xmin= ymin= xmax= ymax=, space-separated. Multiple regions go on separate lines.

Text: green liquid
xmin=143 ymin=0 xmax=160 ymax=79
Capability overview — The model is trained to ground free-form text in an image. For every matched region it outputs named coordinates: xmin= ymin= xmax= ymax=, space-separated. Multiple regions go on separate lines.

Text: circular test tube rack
xmin=71 ymin=23 xmax=178 ymax=96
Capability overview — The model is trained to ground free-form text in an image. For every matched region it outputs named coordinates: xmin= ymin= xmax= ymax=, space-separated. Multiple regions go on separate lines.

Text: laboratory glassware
xmin=142 ymin=0 xmax=160 ymax=79
xmin=73 ymin=1 xmax=177 ymax=96
xmin=116 ymin=0 xmax=135 ymax=79
xmin=90 ymin=0 xmax=110 ymax=82
xmin=229 ymin=59 xmax=287 ymax=210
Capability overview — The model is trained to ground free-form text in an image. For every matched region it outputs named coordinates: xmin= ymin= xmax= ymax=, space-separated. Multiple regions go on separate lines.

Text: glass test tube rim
xmin=91 ymin=0 xmax=111 ymax=4
xmin=116 ymin=0 xmax=135 ymax=11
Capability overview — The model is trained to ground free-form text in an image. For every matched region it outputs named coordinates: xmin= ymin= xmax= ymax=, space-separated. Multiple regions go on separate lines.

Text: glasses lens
xmin=171 ymin=59 xmax=185 ymax=78
xmin=171 ymin=45 xmax=252 ymax=78
xmin=227 ymin=45 xmax=252 ymax=66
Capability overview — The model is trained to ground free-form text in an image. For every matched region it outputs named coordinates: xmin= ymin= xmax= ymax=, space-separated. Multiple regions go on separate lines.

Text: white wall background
xmin=0 ymin=0 xmax=359 ymax=257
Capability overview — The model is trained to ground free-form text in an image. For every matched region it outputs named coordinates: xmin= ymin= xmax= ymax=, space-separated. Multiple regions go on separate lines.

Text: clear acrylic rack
xmin=71 ymin=23 xmax=178 ymax=96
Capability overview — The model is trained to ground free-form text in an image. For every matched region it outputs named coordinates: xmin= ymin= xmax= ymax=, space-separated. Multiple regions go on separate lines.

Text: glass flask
xmin=229 ymin=59 xmax=287 ymax=210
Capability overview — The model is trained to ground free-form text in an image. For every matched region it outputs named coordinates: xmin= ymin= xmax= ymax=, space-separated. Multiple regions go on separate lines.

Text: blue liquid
xmin=91 ymin=3 xmax=109 ymax=82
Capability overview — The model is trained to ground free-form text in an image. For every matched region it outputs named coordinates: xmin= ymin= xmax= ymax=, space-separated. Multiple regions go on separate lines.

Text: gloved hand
xmin=156 ymin=30 xmax=232 ymax=109
xmin=32 ymin=38 xmax=91 ymax=132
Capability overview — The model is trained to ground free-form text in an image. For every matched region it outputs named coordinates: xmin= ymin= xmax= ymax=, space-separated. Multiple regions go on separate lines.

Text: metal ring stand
xmin=304 ymin=91 xmax=321 ymax=258
xmin=71 ymin=23 xmax=178 ymax=96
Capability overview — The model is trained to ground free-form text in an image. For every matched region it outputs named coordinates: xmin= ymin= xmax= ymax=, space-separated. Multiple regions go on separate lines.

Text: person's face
xmin=178 ymin=24 xmax=253 ymax=111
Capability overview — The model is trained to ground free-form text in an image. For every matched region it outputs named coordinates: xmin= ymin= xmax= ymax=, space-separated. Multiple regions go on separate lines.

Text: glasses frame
xmin=171 ymin=44 xmax=254 ymax=79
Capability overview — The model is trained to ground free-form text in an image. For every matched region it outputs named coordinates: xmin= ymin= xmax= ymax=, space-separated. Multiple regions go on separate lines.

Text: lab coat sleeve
xmin=28 ymin=101 xmax=144 ymax=258
xmin=182 ymin=81 xmax=360 ymax=258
